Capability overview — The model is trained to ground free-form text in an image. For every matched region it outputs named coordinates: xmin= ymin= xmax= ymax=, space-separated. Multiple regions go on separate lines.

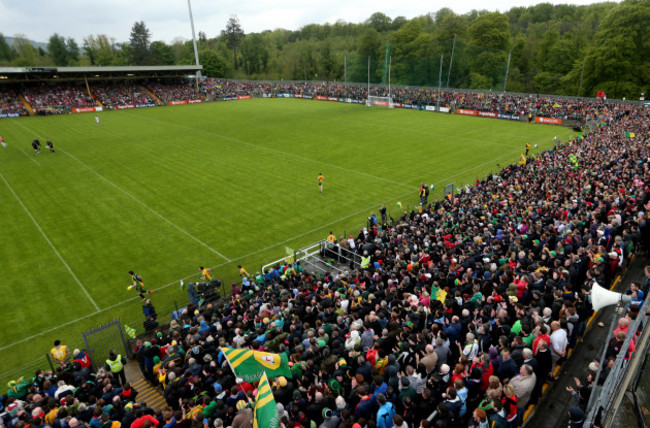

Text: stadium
xmin=1 ymin=2 xmax=649 ymax=428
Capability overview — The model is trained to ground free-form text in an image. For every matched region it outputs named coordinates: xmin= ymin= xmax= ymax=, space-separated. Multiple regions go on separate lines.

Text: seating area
xmin=21 ymin=85 xmax=96 ymax=113
xmin=0 ymin=88 xmax=29 ymax=116
xmin=146 ymin=81 xmax=204 ymax=103
xmin=92 ymin=83 xmax=157 ymax=108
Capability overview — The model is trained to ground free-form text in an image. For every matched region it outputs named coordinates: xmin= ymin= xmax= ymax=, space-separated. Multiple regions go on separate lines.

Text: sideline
xmin=0 ymin=172 xmax=100 ymax=311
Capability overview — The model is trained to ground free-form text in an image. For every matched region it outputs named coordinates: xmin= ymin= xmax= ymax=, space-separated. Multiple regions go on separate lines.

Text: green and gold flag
xmin=624 ymin=131 xmax=636 ymax=138
xmin=221 ymin=347 xmax=291 ymax=382
xmin=253 ymin=373 xmax=278 ymax=428
xmin=124 ymin=325 xmax=136 ymax=339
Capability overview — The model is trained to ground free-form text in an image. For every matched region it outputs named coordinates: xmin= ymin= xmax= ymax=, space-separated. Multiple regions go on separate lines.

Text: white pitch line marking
xmin=0 ymin=172 xmax=100 ymax=311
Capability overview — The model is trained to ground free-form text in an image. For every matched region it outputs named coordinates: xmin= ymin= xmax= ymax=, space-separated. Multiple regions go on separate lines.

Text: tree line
xmin=0 ymin=1 xmax=648 ymax=99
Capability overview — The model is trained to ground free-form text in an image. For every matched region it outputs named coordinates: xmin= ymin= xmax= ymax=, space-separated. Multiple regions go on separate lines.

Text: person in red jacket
xmin=130 ymin=410 xmax=159 ymax=428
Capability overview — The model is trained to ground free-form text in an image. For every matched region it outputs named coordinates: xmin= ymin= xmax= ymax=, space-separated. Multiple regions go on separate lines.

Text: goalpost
xmin=367 ymin=95 xmax=394 ymax=108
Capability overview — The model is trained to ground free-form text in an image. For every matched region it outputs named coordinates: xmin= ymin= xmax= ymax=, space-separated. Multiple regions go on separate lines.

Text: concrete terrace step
xmin=131 ymin=377 xmax=168 ymax=412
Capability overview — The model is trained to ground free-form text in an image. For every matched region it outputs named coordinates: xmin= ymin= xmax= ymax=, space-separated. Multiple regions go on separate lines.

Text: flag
xmin=124 ymin=325 xmax=136 ymax=339
xmin=625 ymin=131 xmax=635 ymax=138
xmin=396 ymin=201 xmax=402 ymax=208
xmin=431 ymin=286 xmax=447 ymax=303
xmin=221 ymin=347 xmax=291 ymax=382
xmin=253 ymin=373 xmax=279 ymax=428
xmin=519 ymin=153 xmax=527 ymax=165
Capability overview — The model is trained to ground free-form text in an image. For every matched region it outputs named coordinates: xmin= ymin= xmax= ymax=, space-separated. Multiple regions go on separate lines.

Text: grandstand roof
xmin=0 ymin=65 xmax=203 ymax=83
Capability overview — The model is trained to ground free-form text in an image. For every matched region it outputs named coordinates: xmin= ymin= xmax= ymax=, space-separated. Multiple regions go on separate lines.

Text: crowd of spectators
xmin=0 ymin=88 xmax=29 ymax=116
xmin=21 ymin=85 xmax=96 ymax=114
xmin=0 ymin=78 xmax=629 ymax=123
xmin=2 ymin=94 xmax=648 ymax=428
xmin=92 ymin=83 xmax=157 ymax=108
xmin=146 ymin=82 xmax=204 ymax=103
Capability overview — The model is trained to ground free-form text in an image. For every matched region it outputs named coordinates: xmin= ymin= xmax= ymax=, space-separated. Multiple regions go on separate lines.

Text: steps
xmin=18 ymin=94 xmax=35 ymax=116
xmin=131 ymin=377 xmax=168 ymax=411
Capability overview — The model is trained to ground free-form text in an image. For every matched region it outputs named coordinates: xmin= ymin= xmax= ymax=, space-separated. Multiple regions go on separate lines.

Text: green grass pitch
xmin=0 ymin=98 xmax=573 ymax=381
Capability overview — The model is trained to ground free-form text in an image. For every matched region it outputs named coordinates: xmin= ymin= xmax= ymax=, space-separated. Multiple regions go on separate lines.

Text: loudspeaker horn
xmin=591 ymin=281 xmax=632 ymax=312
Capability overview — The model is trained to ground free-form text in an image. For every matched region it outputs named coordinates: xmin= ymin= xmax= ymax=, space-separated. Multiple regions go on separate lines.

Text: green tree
xmin=149 ymin=41 xmax=175 ymax=65
xmin=198 ymin=49 xmax=228 ymax=77
xmin=0 ymin=33 xmax=14 ymax=63
xmin=66 ymin=38 xmax=79 ymax=64
xmin=582 ymin=0 xmax=650 ymax=98
xmin=48 ymin=34 xmax=70 ymax=65
xmin=365 ymin=12 xmax=392 ymax=33
xmin=240 ymin=33 xmax=268 ymax=75
xmin=221 ymin=15 xmax=244 ymax=70
xmin=319 ymin=43 xmax=337 ymax=81
xmin=83 ymin=34 xmax=115 ymax=65
xmin=357 ymin=27 xmax=382 ymax=60
xmin=467 ymin=12 xmax=510 ymax=51
xmin=12 ymin=35 xmax=39 ymax=66
xmin=129 ymin=21 xmax=151 ymax=65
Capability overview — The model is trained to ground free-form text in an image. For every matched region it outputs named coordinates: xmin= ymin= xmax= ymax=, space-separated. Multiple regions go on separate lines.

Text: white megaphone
xmin=591 ymin=281 xmax=633 ymax=312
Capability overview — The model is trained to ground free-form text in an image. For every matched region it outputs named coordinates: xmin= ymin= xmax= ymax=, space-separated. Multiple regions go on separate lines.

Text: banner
xmin=137 ymin=103 xmax=156 ymax=108
xmin=372 ymin=100 xmax=389 ymax=106
xmin=498 ymin=113 xmax=521 ymax=121
xmin=221 ymin=347 xmax=291 ymax=382
xmin=350 ymin=99 xmax=362 ymax=104
xmin=0 ymin=112 xmax=21 ymax=118
xmin=477 ymin=111 xmax=498 ymax=118
xmin=328 ymin=97 xmax=339 ymax=102
xmin=223 ymin=97 xmax=237 ymax=101
xmin=535 ymin=117 xmax=562 ymax=125
xmin=316 ymin=96 xmax=328 ymax=101
xmin=293 ymin=94 xmax=303 ymax=98
xmin=188 ymin=99 xmax=204 ymax=104
xmin=253 ymin=373 xmax=278 ymax=428
xmin=170 ymin=100 xmax=188 ymax=105
xmin=392 ymin=102 xmax=403 ymax=108
xmin=425 ymin=105 xmax=436 ymax=111
xmin=237 ymin=95 xmax=252 ymax=100
xmin=457 ymin=109 xmax=478 ymax=116
xmin=439 ymin=106 xmax=450 ymax=113
xmin=115 ymin=105 xmax=135 ymax=110
xmin=303 ymin=95 xmax=313 ymax=100
xmin=71 ymin=107 xmax=97 ymax=114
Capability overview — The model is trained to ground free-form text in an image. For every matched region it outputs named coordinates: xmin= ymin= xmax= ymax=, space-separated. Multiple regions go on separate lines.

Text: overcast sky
xmin=0 ymin=0 xmax=611 ymax=45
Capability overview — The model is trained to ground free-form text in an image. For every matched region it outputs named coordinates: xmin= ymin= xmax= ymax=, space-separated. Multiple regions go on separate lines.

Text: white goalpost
xmin=367 ymin=95 xmax=394 ymax=108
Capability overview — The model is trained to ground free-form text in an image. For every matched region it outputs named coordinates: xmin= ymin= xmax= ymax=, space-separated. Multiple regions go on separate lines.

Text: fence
xmin=584 ymin=295 xmax=650 ymax=426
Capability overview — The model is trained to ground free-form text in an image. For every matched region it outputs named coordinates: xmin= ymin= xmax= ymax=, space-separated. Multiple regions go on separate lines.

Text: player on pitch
xmin=318 ymin=173 xmax=324 ymax=193
xmin=128 ymin=270 xmax=153 ymax=300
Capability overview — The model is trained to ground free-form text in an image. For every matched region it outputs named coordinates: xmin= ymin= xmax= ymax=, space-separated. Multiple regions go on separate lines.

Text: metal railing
xmin=584 ymin=296 xmax=650 ymax=426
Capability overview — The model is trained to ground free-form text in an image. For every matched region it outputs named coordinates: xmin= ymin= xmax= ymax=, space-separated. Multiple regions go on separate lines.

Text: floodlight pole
xmin=187 ymin=0 xmax=201 ymax=89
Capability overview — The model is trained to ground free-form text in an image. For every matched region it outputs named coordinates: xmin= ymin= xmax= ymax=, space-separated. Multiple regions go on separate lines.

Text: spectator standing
xmin=50 ymin=340 xmax=69 ymax=367
xmin=105 ymin=350 xmax=127 ymax=387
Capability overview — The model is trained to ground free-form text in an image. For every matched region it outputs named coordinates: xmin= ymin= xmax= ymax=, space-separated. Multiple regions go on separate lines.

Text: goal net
xmin=367 ymin=96 xmax=394 ymax=108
